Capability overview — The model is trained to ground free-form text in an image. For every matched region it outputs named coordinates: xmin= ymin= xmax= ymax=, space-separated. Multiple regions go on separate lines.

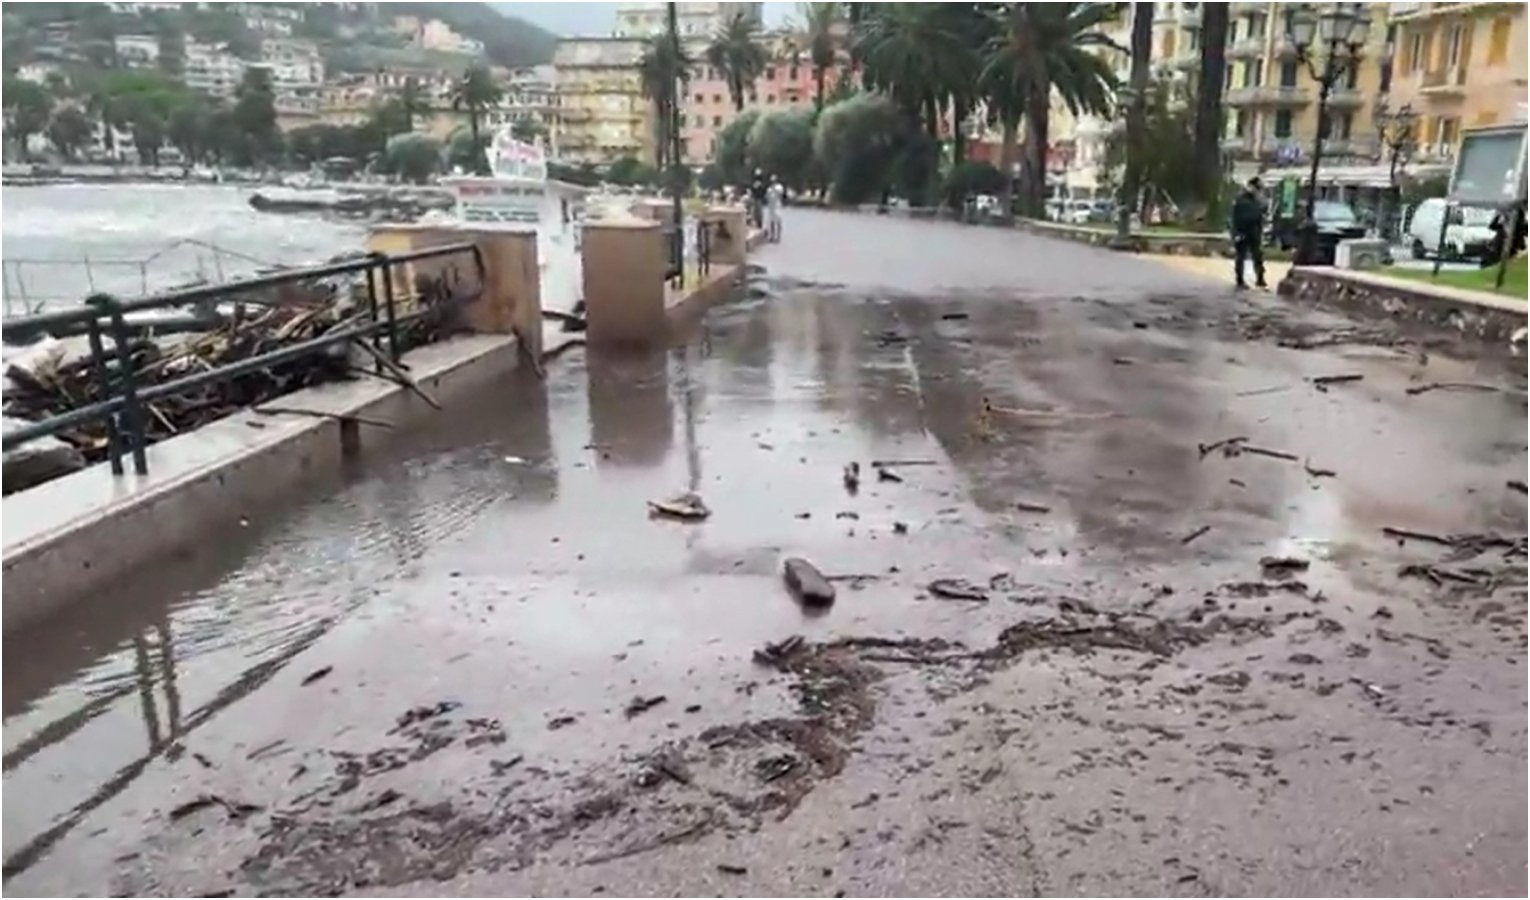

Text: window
xmin=789 ymin=66 xmax=798 ymax=80
xmin=1279 ymin=61 xmax=1297 ymax=87
xmin=1437 ymin=116 xmax=1458 ymax=151
xmin=712 ymin=115 xmax=722 ymax=126
xmin=1235 ymin=109 xmax=1248 ymax=136
xmin=1344 ymin=64 xmax=1358 ymax=89
xmin=1406 ymin=31 xmax=1426 ymax=73
xmin=1445 ymin=23 xmax=1464 ymax=69
xmin=1274 ymin=110 xmax=1293 ymax=138
xmin=712 ymin=93 xmax=722 ymax=103
xmin=694 ymin=115 xmax=703 ymax=127
xmin=765 ymin=66 xmax=776 ymax=80
xmin=694 ymin=93 xmax=704 ymax=103
xmin=1488 ymin=16 xmax=1511 ymax=64
xmin=1242 ymin=59 xmax=1261 ymax=86
xmin=1335 ymin=112 xmax=1353 ymax=139
xmin=1379 ymin=59 xmax=1393 ymax=94
xmin=1249 ymin=14 xmax=1265 ymax=38
xmin=766 ymin=94 xmax=776 ymax=103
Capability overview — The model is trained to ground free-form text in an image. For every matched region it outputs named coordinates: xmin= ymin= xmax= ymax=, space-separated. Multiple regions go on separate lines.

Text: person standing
xmin=766 ymin=176 xmax=785 ymax=242
xmin=1230 ymin=177 xmax=1268 ymax=289
xmin=749 ymin=168 xmax=767 ymax=228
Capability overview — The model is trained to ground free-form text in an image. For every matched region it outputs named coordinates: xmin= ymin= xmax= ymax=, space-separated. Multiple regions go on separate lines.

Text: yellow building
xmin=552 ymin=37 xmax=653 ymax=165
xmin=1387 ymin=1 xmax=1528 ymax=159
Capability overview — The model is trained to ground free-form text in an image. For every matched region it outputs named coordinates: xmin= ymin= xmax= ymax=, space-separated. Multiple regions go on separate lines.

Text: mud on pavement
xmin=4 ymin=210 xmax=1526 ymax=896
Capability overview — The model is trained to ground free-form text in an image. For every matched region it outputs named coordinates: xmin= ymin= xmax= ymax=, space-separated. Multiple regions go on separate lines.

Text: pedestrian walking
xmin=749 ymin=169 xmax=767 ymax=229
xmin=766 ymin=176 xmax=785 ymax=243
xmin=1231 ymin=177 xmax=1268 ymax=290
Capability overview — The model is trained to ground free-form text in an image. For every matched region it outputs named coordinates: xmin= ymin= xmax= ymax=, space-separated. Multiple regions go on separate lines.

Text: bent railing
xmin=1 ymin=242 xmax=485 ymax=478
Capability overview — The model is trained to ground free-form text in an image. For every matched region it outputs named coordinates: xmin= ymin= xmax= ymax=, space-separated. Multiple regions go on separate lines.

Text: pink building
xmin=680 ymin=54 xmax=849 ymax=165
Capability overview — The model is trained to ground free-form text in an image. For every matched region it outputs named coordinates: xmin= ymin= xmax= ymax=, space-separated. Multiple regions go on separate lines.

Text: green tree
xmin=706 ymin=10 xmax=767 ymax=112
xmin=445 ymin=126 xmax=483 ymax=173
xmin=698 ymin=162 xmax=726 ymax=192
xmin=1001 ymin=3 xmax=1119 ymax=217
xmin=380 ymin=132 xmax=441 ymax=184
xmin=714 ymin=108 xmax=761 ymax=186
xmin=1104 ymin=78 xmax=1197 ymax=221
xmin=1116 ymin=2 xmax=1152 ymax=238
xmin=639 ymin=29 xmax=692 ymax=171
xmin=800 ymin=2 xmax=841 ymax=110
xmin=977 ymin=5 xmax=1026 ymax=219
xmin=168 ymin=99 xmax=213 ymax=164
xmin=510 ymin=117 xmax=546 ymax=145
xmin=232 ymin=66 xmax=278 ymax=165
xmin=943 ymin=159 xmax=1006 ymax=211
xmin=46 ymin=106 xmax=93 ymax=161
xmin=854 ymin=3 xmax=974 ymax=143
xmin=607 ymin=155 xmax=658 ymax=186
xmin=451 ymin=65 xmax=502 ymax=175
xmin=129 ymin=109 xmax=166 ymax=166
xmin=814 ymin=91 xmax=905 ymax=204
xmin=747 ymin=108 xmax=815 ymax=189
xmin=3 ymin=78 xmax=53 ymax=161
xmin=399 ymin=76 xmax=425 ymax=132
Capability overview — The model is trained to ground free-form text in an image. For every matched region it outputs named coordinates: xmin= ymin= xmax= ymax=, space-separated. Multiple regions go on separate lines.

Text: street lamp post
xmin=1285 ymin=3 xmax=1371 ymax=265
xmin=666 ymin=1 xmax=684 ymax=282
xmin=1373 ymin=98 xmax=1418 ymax=241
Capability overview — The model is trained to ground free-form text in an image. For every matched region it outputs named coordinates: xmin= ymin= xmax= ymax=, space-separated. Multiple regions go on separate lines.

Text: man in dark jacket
xmin=1230 ymin=177 xmax=1267 ymax=289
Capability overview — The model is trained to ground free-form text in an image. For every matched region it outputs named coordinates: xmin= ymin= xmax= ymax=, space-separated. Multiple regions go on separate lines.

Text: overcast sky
xmin=495 ymin=2 xmax=797 ymax=36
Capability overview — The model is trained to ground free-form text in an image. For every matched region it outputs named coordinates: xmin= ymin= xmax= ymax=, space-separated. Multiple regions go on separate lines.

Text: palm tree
xmin=997 ymin=3 xmax=1119 ymax=218
xmin=1192 ymin=1 xmax=1229 ymax=213
xmin=706 ymin=10 xmax=767 ymax=112
xmin=800 ymin=2 xmax=840 ymax=110
xmin=977 ymin=6 xmax=1027 ymax=220
xmin=451 ymin=65 xmax=502 ymax=175
xmin=399 ymin=76 xmax=425 ymax=133
xmin=1117 ymin=2 xmax=1153 ymax=239
xmin=639 ymin=30 xmax=692 ymax=170
xmin=854 ymin=3 xmax=973 ymax=142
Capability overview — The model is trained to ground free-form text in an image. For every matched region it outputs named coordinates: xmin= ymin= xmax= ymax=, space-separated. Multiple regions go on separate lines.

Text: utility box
xmin=1335 ymin=238 xmax=1390 ymax=270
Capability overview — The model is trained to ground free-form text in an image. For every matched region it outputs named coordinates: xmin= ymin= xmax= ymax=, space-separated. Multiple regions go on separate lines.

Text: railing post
xmin=85 ymin=315 xmax=125 ymax=476
xmin=87 ymin=293 xmax=148 ymax=476
xmin=370 ymin=251 xmax=401 ymax=363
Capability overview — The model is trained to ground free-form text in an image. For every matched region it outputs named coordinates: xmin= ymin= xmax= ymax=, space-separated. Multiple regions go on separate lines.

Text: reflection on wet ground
xmin=4 ymin=210 xmax=1526 ymax=896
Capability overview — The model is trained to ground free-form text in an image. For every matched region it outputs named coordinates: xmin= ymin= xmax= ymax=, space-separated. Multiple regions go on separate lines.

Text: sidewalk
xmin=1143 ymin=252 xmax=1293 ymax=286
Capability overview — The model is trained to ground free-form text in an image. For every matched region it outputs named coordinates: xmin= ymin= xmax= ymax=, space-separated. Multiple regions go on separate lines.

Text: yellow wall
xmin=1388 ymin=2 xmax=1528 ymax=155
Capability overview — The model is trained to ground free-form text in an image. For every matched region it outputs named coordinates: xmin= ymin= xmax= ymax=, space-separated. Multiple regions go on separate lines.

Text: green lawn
xmin=1381 ymin=256 xmax=1527 ymax=299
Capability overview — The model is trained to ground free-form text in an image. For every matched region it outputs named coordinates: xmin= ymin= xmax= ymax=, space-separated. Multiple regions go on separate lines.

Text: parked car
xmin=1275 ymin=201 xmax=1366 ymax=263
xmin=1406 ymin=197 xmax=1499 ymax=261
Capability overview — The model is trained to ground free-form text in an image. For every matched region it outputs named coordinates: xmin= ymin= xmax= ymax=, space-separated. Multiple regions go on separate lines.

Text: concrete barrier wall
xmin=582 ymin=220 xmax=668 ymax=347
xmin=3 ymin=226 xmax=545 ymax=633
xmin=1278 ymin=267 xmax=1526 ymax=350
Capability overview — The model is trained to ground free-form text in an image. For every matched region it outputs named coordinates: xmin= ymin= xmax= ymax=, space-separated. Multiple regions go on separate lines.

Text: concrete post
xmin=367 ymin=225 xmax=542 ymax=360
xmin=581 ymin=220 xmax=666 ymax=347
xmin=702 ymin=206 xmax=748 ymax=265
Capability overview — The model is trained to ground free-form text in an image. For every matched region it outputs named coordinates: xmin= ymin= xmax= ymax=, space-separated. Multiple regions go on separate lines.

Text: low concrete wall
xmin=667 ymin=264 xmax=745 ymax=327
xmin=2 ymin=334 xmax=521 ymax=632
xmin=1013 ymin=219 xmax=1232 ymax=256
xmin=1278 ymin=266 xmax=1526 ymax=347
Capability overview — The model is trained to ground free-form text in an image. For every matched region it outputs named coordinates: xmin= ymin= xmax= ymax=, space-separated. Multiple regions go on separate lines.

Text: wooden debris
xmin=927 ymin=578 xmax=989 ymax=602
xmin=647 ymin=492 xmax=711 ymax=521
xmin=1508 ymin=480 xmax=1527 ymax=495
xmin=1198 ymin=435 xmax=1249 ymax=457
xmin=1015 ymin=502 xmax=1052 ymax=514
xmin=1311 ymin=373 xmax=1364 ymax=392
xmin=782 ymin=557 xmax=836 ymax=607
xmin=1180 ymin=525 xmax=1211 ymax=545
xmin=1304 ymin=459 xmax=1336 ymax=478
xmin=1404 ymin=381 xmax=1500 ymax=396
xmin=842 ymin=462 xmax=861 ymax=493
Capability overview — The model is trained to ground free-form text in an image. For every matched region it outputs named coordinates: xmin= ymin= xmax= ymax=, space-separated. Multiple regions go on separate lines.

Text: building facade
xmin=183 ymin=42 xmax=246 ymax=99
xmin=553 ymin=37 xmax=650 ymax=164
xmin=1387 ymin=1 xmax=1528 ymax=160
xmin=613 ymin=2 xmax=761 ymax=41
xmin=113 ymin=34 xmax=161 ymax=68
xmin=680 ymin=40 xmax=838 ymax=165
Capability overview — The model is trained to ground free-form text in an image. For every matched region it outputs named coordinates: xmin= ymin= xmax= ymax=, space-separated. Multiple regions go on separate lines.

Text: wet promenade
xmin=4 ymin=209 xmax=1525 ymax=896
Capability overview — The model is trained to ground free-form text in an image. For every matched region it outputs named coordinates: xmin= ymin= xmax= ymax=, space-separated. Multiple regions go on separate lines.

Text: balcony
xmin=1172 ymin=51 xmax=1199 ymax=72
xmin=1320 ymin=137 xmax=1380 ymax=159
xmin=1419 ymin=66 xmax=1468 ymax=96
xmin=1272 ymin=35 xmax=1299 ymax=59
xmin=1179 ymin=5 xmax=1201 ymax=28
xmin=1259 ymin=135 xmax=1305 ymax=161
xmin=1226 ymin=85 xmax=1310 ymax=107
xmin=1230 ymin=1 xmax=1267 ymax=13
xmin=1227 ymin=35 xmax=1266 ymax=59
xmin=1325 ymin=87 xmax=1366 ymax=110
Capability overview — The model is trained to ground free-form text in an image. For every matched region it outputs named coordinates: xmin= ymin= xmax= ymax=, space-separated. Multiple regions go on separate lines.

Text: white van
xmin=1406 ymin=197 xmax=1499 ymax=260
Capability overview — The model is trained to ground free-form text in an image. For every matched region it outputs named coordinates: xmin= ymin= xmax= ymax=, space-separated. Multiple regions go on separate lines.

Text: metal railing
xmin=1 ymin=243 xmax=485 ymax=477
xmin=2 ymin=239 xmax=284 ymax=319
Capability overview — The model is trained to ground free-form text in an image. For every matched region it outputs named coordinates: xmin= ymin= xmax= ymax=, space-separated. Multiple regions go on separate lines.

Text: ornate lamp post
xmin=1373 ymin=98 xmax=1418 ymax=241
xmin=1286 ymin=3 xmax=1372 ymax=264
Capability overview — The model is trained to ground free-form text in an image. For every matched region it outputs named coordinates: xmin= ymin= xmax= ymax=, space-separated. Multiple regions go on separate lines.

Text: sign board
xmin=440 ymin=128 xmax=550 ymax=228
xmin=1449 ymin=124 xmax=1527 ymax=206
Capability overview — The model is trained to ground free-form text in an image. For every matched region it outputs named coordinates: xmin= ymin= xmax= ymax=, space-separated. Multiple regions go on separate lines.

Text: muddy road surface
xmin=4 ymin=209 xmax=1525 ymax=896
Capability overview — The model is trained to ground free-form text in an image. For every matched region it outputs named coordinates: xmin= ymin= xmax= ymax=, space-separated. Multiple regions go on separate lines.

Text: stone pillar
xmin=367 ymin=225 xmax=542 ymax=359
xmin=702 ymin=206 xmax=748 ymax=265
xmin=581 ymin=220 xmax=666 ymax=347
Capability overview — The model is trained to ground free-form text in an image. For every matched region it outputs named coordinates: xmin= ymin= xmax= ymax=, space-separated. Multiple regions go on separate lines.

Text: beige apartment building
xmin=553 ymin=37 xmax=652 ymax=164
xmin=1386 ymin=1 xmax=1528 ymax=158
